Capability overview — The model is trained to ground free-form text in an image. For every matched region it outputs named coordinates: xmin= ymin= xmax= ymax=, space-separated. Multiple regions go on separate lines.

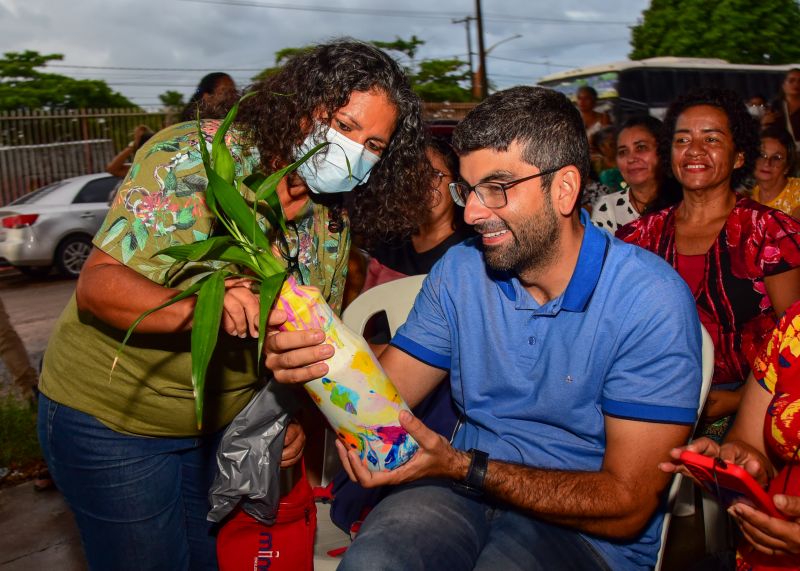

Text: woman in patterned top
xmin=751 ymin=126 xmax=800 ymax=218
xmin=662 ymin=299 xmax=800 ymax=570
xmin=591 ymin=115 xmax=681 ymax=233
xmin=617 ymin=88 xmax=800 ymax=440
xmin=36 ymin=39 xmax=430 ymax=571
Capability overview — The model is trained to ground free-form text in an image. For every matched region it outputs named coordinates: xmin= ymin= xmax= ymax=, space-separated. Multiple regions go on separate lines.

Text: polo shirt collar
xmin=493 ymin=209 xmax=608 ymax=313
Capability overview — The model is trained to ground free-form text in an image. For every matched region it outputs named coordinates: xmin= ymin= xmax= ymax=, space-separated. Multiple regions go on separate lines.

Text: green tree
xmin=158 ymin=90 xmax=185 ymax=110
xmin=413 ymin=59 xmax=473 ymax=102
xmin=630 ymin=0 xmax=800 ymax=64
xmin=0 ymin=50 xmax=136 ymax=110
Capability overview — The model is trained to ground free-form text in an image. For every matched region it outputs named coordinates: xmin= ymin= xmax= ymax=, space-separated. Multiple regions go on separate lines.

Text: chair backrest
xmin=654 ymin=323 xmax=714 ymax=571
xmin=341 ymin=274 xmax=427 ymax=337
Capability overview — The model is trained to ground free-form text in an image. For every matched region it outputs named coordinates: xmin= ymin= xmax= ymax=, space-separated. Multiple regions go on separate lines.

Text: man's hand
xmin=336 ymin=410 xmax=468 ymax=488
xmin=281 ymin=420 xmax=305 ymax=468
xmin=730 ymin=494 xmax=800 ymax=559
xmin=263 ymin=307 xmax=333 ymax=384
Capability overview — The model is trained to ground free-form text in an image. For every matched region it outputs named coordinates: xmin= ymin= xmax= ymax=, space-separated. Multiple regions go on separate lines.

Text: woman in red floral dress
xmin=617 ymin=88 xmax=800 ymax=439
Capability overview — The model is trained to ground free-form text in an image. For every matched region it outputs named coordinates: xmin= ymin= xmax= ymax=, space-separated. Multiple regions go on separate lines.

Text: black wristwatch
xmin=453 ymin=448 xmax=489 ymax=497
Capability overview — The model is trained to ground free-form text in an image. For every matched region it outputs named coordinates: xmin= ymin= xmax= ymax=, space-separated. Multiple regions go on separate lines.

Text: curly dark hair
xmin=235 ymin=39 xmax=430 ymax=243
xmin=660 ymin=87 xmax=760 ymax=190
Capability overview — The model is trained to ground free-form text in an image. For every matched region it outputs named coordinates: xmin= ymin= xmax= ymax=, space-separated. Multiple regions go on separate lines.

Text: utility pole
xmin=452 ymin=16 xmax=475 ymax=95
xmin=475 ymin=0 xmax=488 ymax=100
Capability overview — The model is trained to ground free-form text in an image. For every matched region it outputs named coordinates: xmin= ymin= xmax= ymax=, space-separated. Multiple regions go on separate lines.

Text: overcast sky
xmin=0 ymin=0 xmax=650 ymax=108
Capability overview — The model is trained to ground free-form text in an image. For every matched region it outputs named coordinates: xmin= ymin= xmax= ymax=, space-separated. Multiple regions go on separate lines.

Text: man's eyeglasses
xmin=758 ymin=152 xmax=786 ymax=166
xmin=448 ymin=166 xmax=563 ymax=209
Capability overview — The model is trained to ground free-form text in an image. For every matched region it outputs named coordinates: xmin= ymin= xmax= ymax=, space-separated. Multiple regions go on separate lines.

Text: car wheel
xmin=17 ymin=265 xmax=53 ymax=279
xmin=55 ymin=235 xmax=93 ymax=278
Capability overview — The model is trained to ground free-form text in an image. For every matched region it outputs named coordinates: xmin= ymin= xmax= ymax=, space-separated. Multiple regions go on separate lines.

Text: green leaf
xmin=257 ymin=271 xmax=287 ymax=373
xmin=132 ymin=218 xmax=148 ymax=251
xmin=164 ymin=169 xmax=178 ymax=192
xmin=156 ymin=235 xmax=234 ymax=262
xmin=197 ymin=122 xmax=218 ymax=217
xmin=129 ymin=163 xmax=141 ymax=181
xmin=210 ymin=92 xmax=256 ymax=184
xmin=111 ymin=278 xmax=207 ymax=380
xmin=191 ymin=271 xmax=227 ymax=429
xmin=206 ymin=167 xmax=271 ymax=251
xmin=249 ymin=142 xmax=328 ymax=235
xmin=217 ymin=246 xmax=264 ymax=275
xmin=175 ymin=206 xmax=195 ymax=229
xmin=100 ymin=217 xmax=128 ymax=247
xmin=121 ymin=232 xmax=138 ymax=263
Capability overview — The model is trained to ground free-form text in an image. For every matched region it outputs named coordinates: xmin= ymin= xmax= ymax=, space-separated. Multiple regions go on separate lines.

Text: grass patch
xmin=0 ymin=396 xmax=41 ymax=467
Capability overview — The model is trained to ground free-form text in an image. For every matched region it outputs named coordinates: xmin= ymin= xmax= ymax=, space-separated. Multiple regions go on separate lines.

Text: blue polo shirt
xmin=391 ymin=211 xmax=701 ymax=570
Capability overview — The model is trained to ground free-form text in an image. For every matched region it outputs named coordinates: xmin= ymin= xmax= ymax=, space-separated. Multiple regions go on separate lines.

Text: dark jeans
xmin=339 ymin=480 xmax=613 ymax=571
xmin=38 ymin=393 xmax=221 ymax=571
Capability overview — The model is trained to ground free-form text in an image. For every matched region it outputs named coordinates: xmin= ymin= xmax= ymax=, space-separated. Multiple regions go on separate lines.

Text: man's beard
xmin=477 ymin=197 xmax=560 ymax=276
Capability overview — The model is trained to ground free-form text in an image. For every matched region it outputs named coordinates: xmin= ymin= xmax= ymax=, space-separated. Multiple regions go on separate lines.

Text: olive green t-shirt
xmin=39 ymin=120 xmax=350 ymax=436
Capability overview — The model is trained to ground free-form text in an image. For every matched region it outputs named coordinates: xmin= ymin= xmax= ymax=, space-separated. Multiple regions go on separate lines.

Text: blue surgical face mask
xmin=294 ymin=122 xmax=381 ymax=194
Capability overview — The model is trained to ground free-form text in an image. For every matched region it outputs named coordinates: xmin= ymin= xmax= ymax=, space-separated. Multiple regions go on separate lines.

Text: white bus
xmin=538 ymin=57 xmax=796 ymax=120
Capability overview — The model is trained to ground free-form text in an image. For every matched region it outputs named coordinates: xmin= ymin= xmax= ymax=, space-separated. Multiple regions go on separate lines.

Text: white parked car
xmin=0 ymin=173 xmax=121 ymax=278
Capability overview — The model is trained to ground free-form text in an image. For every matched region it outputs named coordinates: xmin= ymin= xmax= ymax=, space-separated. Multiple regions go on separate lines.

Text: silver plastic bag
xmin=207 ymin=380 xmax=297 ymax=524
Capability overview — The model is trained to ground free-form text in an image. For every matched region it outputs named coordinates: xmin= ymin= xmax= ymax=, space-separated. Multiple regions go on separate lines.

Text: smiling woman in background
xmin=751 ymin=126 xmax=800 ymax=218
xmin=591 ymin=115 xmax=680 ymax=232
xmin=618 ymin=88 xmax=800 ymax=441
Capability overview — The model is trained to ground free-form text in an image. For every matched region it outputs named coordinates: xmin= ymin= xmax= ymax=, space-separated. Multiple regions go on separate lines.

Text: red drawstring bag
xmin=217 ymin=464 xmax=317 ymax=571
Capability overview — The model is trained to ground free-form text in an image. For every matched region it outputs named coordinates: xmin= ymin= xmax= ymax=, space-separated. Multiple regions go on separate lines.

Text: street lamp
xmin=473 ymin=34 xmax=522 ymax=99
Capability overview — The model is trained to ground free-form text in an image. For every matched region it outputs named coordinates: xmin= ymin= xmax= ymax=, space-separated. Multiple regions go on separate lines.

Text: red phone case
xmin=678 ymin=450 xmax=785 ymax=519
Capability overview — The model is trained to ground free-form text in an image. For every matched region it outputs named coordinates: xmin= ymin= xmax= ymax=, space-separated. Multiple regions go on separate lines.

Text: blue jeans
xmin=338 ymin=480 xmax=612 ymax=571
xmin=38 ymin=393 xmax=222 ymax=571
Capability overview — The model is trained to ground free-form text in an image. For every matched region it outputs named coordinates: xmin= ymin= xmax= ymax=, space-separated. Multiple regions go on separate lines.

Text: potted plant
xmin=114 ymin=97 xmax=417 ymax=471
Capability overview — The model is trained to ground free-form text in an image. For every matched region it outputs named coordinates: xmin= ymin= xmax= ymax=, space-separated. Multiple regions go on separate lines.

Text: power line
xmin=48 ymin=64 xmax=264 ymax=72
xmin=175 ymin=0 xmax=635 ymax=25
xmin=487 ymin=55 xmax=576 ymax=68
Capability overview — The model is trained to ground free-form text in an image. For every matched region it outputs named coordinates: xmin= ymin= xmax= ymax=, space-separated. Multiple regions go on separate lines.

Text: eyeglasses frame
xmin=448 ymin=165 xmax=564 ymax=209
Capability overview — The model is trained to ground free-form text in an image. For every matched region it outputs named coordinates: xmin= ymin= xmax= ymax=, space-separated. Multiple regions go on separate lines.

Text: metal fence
xmin=0 ymin=108 xmax=169 ymax=205
xmin=0 ymin=103 xmax=474 ymax=206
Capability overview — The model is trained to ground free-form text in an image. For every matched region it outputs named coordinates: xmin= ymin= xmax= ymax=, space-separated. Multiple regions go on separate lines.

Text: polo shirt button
xmin=528 ymin=336 xmax=536 ymax=345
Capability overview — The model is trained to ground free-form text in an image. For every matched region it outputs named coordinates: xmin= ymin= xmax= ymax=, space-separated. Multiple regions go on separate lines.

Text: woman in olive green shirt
xmin=37 ymin=40 xmax=431 ymax=571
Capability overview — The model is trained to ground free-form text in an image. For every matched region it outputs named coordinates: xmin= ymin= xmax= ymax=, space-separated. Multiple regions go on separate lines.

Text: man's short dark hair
xmin=452 ymin=86 xmax=590 ymax=195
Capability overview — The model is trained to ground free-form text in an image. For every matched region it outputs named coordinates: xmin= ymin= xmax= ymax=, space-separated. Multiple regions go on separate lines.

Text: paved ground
xmin=0 ymin=482 xmax=85 ymax=570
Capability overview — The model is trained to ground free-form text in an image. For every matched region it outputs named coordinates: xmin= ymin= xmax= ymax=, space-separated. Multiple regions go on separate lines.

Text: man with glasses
xmin=266 ymin=86 xmax=702 ymax=570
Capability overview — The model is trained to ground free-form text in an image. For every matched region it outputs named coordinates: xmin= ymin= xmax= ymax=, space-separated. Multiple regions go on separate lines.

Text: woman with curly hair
xmin=617 ymin=88 xmax=800 ymax=440
xmin=36 ymin=39 xmax=430 ymax=571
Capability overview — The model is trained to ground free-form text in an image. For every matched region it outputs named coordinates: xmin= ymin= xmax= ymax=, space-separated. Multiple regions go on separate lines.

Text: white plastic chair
xmin=654 ymin=324 xmax=715 ymax=570
xmin=341 ymin=274 xmax=427 ymax=338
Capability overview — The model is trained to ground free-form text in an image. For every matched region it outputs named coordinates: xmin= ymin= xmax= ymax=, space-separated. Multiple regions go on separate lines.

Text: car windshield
xmin=10 ymin=180 xmax=68 ymax=205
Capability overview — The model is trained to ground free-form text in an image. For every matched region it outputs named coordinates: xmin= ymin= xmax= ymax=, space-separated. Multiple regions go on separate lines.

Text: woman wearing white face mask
xmin=36 ymin=39 xmax=429 ymax=571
